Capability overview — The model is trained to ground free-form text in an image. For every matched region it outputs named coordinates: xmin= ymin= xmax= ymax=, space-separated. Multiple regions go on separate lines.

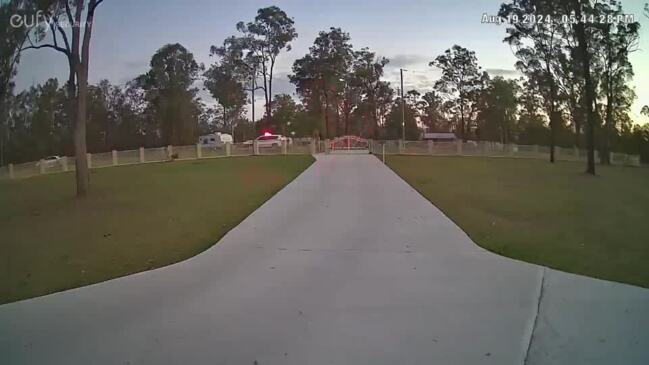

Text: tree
xmin=269 ymin=94 xmax=299 ymax=136
xmin=595 ymin=2 xmax=639 ymax=164
xmin=290 ymin=28 xmax=354 ymax=138
xmin=350 ymin=48 xmax=390 ymax=138
xmin=210 ymin=35 xmax=264 ymax=125
xmin=0 ymin=1 xmax=30 ymax=166
xmin=572 ymin=0 xmax=597 ymax=174
xmin=21 ymin=0 xmax=105 ymax=196
xmin=499 ymin=0 xmax=566 ymax=163
xmin=385 ymin=96 xmax=419 ymax=140
xmin=477 ymin=77 xmax=520 ymax=144
xmin=234 ymin=6 xmax=297 ymax=118
xmin=203 ymin=62 xmax=247 ymax=137
xmin=416 ymin=91 xmax=447 ymax=132
xmin=430 ymin=45 xmax=484 ymax=141
xmin=137 ymin=43 xmax=202 ymax=146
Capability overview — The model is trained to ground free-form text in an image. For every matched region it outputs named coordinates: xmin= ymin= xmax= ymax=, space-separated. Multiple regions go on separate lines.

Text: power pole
xmin=251 ymin=72 xmax=256 ymax=135
xmin=400 ymin=69 xmax=405 ymax=141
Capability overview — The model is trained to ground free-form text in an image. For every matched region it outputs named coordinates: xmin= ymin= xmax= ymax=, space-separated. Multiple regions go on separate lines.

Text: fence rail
xmin=0 ymin=140 xmax=319 ymax=181
xmin=1 ymin=139 xmax=642 ymax=181
xmin=368 ymin=140 xmax=642 ymax=167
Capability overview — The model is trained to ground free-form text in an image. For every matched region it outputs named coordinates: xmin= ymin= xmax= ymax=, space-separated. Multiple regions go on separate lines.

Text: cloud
xmin=387 ymin=54 xmax=430 ymax=68
xmin=270 ymin=72 xmax=296 ymax=98
xmin=485 ymin=68 xmax=521 ymax=78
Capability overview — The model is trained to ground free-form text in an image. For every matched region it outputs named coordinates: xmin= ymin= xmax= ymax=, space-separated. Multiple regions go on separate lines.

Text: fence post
xmin=39 ymin=160 xmax=45 ymax=174
xmin=398 ymin=139 xmax=404 ymax=154
xmin=167 ymin=145 xmax=173 ymax=160
xmin=309 ymin=139 xmax=316 ymax=155
xmin=112 ymin=150 xmax=118 ymax=166
xmin=456 ymin=140 xmax=463 ymax=155
xmin=196 ymin=143 xmax=202 ymax=159
xmin=139 ymin=147 xmax=145 ymax=163
xmin=427 ymin=140 xmax=433 ymax=155
xmin=86 ymin=153 xmax=92 ymax=169
xmin=324 ymin=139 xmax=330 ymax=154
xmin=226 ymin=142 xmax=232 ymax=157
xmin=9 ymin=164 xmax=14 ymax=179
xmin=61 ymin=157 xmax=68 ymax=172
xmin=253 ymin=140 xmax=259 ymax=156
xmin=281 ymin=140 xmax=288 ymax=155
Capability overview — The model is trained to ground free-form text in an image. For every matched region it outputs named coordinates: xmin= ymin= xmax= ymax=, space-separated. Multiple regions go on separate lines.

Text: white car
xmin=36 ymin=155 xmax=62 ymax=168
xmin=255 ymin=134 xmax=284 ymax=148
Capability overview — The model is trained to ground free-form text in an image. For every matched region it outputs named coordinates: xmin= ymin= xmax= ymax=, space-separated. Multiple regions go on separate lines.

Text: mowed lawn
xmin=386 ymin=155 xmax=649 ymax=288
xmin=0 ymin=155 xmax=314 ymax=304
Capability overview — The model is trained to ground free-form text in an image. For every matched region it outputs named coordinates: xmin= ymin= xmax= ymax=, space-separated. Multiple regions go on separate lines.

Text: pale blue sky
xmin=15 ymin=0 xmax=649 ymax=123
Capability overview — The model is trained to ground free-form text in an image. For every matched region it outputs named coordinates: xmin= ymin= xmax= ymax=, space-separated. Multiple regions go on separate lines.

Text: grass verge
xmin=1 ymin=155 xmax=314 ymax=304
xmin=385 ymin=155 xmax=649 ymax=287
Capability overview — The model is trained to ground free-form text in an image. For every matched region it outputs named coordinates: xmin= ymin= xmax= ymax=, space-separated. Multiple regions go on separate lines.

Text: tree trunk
xmin=574 ymin=0 xmax=596 ymax=175
xmin=74 ymin=66 xmax=90 ymax=196
xmin=601 ymin=92 xmax=614 ymax=165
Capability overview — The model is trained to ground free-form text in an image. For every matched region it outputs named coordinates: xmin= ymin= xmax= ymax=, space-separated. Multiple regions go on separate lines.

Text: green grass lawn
xmin=1 ymin=155 xmax=314 ymax=304
xmin=385 ymin=155 xmax=649 ymax=288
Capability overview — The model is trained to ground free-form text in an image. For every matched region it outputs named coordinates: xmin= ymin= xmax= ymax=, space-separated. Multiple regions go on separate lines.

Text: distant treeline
xmin=2 ymin=2 xmax=649 ymax=166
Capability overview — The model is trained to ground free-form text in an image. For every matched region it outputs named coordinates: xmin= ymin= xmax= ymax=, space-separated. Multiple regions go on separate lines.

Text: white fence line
xmin=1 ymin=140 xmax=319 ymax=181
xmin=369 ymin=140 xmax=642 ymax=167
xmin=1 ymin=139 xmax=642 ymax=181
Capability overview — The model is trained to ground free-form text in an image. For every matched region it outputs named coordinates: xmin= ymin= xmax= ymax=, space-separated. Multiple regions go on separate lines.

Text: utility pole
xmin=400 ymin=68 xmax=405 ymax=142
xmin=250 ymin=72 xmax=256 ymax=135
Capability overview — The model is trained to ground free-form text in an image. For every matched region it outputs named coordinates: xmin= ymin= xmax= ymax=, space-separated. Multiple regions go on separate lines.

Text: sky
xmin=14 ymin=0 xmax=649 ymax=124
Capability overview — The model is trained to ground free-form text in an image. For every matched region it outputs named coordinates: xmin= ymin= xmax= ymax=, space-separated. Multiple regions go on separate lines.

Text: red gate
xmin=330 ymin=136 xmax=369 ymax=152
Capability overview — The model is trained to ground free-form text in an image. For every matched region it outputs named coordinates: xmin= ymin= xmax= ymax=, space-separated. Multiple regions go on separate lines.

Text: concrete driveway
xmin=1 ymin=154 xmax=648 ymax=365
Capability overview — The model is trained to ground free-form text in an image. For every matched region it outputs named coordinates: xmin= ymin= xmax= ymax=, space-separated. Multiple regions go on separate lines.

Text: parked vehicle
xmin=255 ymin=134 xmax=284 ymax=148
xmin=36 ymin=156 xmax=62 ymax=168
xmin=198 ymin=133 xmax=233 ymax=147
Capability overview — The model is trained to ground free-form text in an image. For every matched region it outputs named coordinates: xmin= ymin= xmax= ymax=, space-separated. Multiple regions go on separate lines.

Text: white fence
xmin=1 ymin=140 xmax=318 ymax=180
xmin=368 ymin=140 xmax=642 ymax=167
xmin=1 ymin=138 xmax=642 ymax=181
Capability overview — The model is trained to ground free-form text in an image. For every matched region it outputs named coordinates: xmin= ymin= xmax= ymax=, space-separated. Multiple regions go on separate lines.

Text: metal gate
xmin=329 ymin=136 xmax=369 ymax=153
